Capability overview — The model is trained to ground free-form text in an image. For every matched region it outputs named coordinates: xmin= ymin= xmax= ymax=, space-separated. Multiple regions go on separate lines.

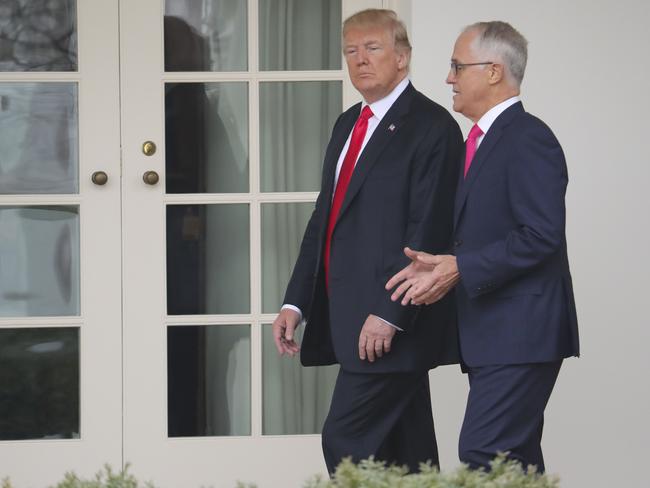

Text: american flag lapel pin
xmin=388 ymin=123 xmax=396 ymax=132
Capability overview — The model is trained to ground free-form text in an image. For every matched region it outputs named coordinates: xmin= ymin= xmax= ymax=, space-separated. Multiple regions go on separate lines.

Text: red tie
xmin=324 ymin=105 xmax=374 ymax=285
xmin=464 ymin=124 xmax=484 ymax=178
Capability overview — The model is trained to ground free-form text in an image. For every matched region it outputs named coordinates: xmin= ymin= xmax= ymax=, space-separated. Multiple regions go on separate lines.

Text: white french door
xmin=0 ymin=0 xmax=400 ymax=487
xmin=120 ymin=1 xmax=383 ymax=486
xmin=0 ymin=0 xmax=122 ymax=485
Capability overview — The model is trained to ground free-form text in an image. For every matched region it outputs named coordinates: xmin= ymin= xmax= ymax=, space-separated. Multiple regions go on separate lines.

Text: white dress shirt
xmin=333 ymin=77 xmax=410 ymax=185
xmin=474 ymin=96 xmax=520 ymax=147
xmin=282 ymin=77 xmax=411 ymax=329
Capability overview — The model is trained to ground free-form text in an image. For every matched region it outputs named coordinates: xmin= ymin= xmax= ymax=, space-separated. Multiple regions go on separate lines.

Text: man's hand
xmin=385 ymin=247 xmax=437 ymax=305
xmin=410 ymin=254 xmax=460 ymax=305
xmin=359 ymin=314 xmax=396 ymax=362
xmin=272 ymin=308 xmax=301 ymax=357
xmin=386 ymin=247 xmax=460 ymax=305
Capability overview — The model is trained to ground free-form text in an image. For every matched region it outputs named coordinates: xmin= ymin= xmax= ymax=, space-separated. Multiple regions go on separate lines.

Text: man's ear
xmin=488 ymin=63 xmax=505 ymax=85
xmin=396 ymin=50 xmax=410 ymax=70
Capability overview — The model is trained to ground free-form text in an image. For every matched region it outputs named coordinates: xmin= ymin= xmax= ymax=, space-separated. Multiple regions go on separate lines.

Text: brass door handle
xmin=142 ymin=170 xmax=160 ymax=185
xmin=91 ymin=171 xmax=108 ymax=185
xmin=142 ymin=140 xmax=157 ymax=156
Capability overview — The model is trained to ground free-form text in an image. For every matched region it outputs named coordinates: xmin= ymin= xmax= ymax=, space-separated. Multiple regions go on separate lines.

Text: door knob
xmin=142 ymin=141 xmax=157 ymax=156
xmin=142 ymin=170 xmax=160 ymax=185
xmin=91 ymin=171 xmax=108 ymax=185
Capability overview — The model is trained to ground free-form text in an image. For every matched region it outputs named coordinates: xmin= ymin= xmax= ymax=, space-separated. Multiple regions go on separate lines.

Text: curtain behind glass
xmin=0 ymin=83 xmax=78 ymax=194
xmin=260 ymin=81 xmax=341 ymax=192
xmin=259 ymin=0 xmax=341 ymax=71
xmin=0 ymin=206 xmax=79 ymax=317
xmin=256 ymin=1 xmax=343 ymax=436
xmin=164 ymin=0 xmax=247 ymax=71
xmin=262 ymin=325 xmax=338 ymax=435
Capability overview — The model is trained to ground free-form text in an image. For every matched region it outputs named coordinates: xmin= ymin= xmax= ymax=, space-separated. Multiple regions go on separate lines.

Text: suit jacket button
xmin=454 ymin=239 xmax=463 ymax=248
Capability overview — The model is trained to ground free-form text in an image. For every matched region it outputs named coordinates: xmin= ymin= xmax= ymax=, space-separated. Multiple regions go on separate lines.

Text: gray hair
xmin=465 ymin=21 xmax=528 ymax=87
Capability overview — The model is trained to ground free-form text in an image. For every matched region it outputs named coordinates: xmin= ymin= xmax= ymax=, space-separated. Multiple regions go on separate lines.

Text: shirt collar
xmin=477 ymin=96 xmax=521 ymax=135
xmin=363 ymin=77 xmax=410 ymax=122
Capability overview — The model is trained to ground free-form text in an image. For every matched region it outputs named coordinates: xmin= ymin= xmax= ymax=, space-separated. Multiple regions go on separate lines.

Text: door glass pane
xmin=164 ymin=0 xmax=247 ymax=72
xmin=0 ymin=206 xmax=79 ymax=317
xmin=0 ymin=83 xmax=78 ymax=194
xmin=260 ymin=81 xmax=341 ymax=192
xmin=259 ymin=0 xmax=341 ymax=71
xmin=167 ymin=204 xmax=250 ymax=315
xmin=262 ymin=324 xmax=337 ymax=435
xmin=0 ymin=0 xmax=77 ymax=72
xmin=168 ymin=325 xmax=250 ymax=437
xmin=261 ymin=202 xmax=313 ymax=313
xmin=0 ymin=327 xmax=79 ymax=440
xmin=165 ymin=82 xmax=248 ymax=193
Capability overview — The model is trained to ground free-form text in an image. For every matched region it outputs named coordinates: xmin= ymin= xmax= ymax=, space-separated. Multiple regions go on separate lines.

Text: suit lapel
xmin=313 ymin=106 xmax=358 ymax=264
xmin=314 ymin=111 xmax=358 ymax=262
xmin=321 ymin=108 xmax=359 ymax=220
xmin=336 ymin=84 xmax=415 ymax=221
xmin=454 ymin=102 xmax=524 ymax=228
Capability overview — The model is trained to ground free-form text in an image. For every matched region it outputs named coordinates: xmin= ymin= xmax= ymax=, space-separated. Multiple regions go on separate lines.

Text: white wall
xmin=411 ymin=1 xmax=650 ymax=486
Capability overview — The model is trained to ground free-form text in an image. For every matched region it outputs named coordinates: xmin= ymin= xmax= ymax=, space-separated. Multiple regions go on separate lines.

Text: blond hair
xmin=343 ymin=9 xmax=412 ymax=64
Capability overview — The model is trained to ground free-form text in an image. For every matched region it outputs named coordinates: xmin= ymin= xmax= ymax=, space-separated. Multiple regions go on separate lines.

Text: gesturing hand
xmin=386 ymin=247 xmax=460 ymax=305
xmin=359 ymin=314 xmax=396 ymax=362
xmin=272 ymin=308 xmax=301 ymax=357
xmin=385 ymin=247 xmax=437 ymax=304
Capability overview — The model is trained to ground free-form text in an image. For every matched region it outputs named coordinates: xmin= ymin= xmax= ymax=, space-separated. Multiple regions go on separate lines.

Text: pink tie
xmin=464 ymin=124 xmax=484 ymax=178
xmin=324 ymin=105 xmax=374 ymax=286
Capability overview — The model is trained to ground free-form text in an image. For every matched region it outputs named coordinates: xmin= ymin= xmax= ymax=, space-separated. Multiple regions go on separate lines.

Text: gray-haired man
xmin=387 ymin=21 xmax=579 ymax=472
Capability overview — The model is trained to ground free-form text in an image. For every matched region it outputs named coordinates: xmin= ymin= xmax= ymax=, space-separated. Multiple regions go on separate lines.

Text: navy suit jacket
xmin=283 ymin=83 xmax=463 ymax=373
xmin=454 ymin=102 xmax=580 ymax=367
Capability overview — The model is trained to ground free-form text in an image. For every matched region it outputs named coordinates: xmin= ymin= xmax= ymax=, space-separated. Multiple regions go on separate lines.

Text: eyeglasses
xmin=450 ymin=61 xmax=493 ymax=76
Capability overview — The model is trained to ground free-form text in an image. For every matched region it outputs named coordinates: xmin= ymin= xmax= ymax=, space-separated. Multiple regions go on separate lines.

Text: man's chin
xmin=353 ymin=84 xmax=377 ymax=99
xmin=352 ymin=79 xmax=374 ymax=90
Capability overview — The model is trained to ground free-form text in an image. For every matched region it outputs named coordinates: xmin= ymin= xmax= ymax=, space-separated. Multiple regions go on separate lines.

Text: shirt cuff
xmin=376 ymin=315 xmax=404 ymax=332
xmin=281 ymin=304 xmax=303 ymax=323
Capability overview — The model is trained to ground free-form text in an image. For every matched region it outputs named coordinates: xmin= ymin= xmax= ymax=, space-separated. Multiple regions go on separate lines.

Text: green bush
xmin=1 ymin=465 xmax=154 ymax=488
xmin=302 ymin=454 xmax=560 ymax=488
xmin=2 ymin=454 xmax=560 ymax=487
xmin=50 ymin=465 xmax=155 ymax=488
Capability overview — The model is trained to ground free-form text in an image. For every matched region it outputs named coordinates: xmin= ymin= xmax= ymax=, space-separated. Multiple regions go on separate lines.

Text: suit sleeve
xmin=457 ymin=123 xmax=568 ymax=298
xmin=282 ymin=186 xmax=327 ymax=315
xmin=373 ymin=115 xmax=463 ymax=331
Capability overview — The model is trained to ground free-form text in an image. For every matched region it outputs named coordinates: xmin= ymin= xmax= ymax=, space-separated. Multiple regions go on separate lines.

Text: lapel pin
xmin=388 ymin=124 xmax=396 ymax=132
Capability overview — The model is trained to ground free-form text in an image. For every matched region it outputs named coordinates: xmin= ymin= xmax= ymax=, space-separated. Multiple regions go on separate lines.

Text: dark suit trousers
xmin=321 ymin=369 xmax=438 ymax=474
xmin=459 ymin=361 xmax=562 ymax=472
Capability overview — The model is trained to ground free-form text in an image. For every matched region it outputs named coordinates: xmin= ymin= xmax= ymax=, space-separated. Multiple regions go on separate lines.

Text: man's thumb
xmin=404 ymin=247 xmax=419 ymax=260
xmin=285 ymin=323 xmax=295 ymax=341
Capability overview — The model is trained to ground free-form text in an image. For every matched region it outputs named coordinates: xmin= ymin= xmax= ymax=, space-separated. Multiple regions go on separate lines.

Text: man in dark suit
xmin=387 ymin=21 xmax=579 ymax=472
xmin=271 ymin=9 xmax=463 ymax=474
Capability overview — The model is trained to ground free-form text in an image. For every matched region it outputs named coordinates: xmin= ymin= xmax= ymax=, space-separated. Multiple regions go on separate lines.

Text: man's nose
xmin=445 ymin=69 xmax=455 ymax=84
xmin=354 ymin=49 xmax=369 ymax=65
